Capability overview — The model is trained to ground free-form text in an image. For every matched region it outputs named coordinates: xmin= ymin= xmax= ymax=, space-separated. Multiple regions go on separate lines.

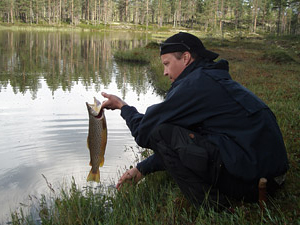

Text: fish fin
xmin=100 ymin=157 xmax=105 ymax=167
xmin=87 ymin=169 xmax=100 ymax=183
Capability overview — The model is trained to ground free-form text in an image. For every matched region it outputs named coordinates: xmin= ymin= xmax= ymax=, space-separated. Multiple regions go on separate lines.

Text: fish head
xmin=86 ymin=97 xmax=105 ymax=118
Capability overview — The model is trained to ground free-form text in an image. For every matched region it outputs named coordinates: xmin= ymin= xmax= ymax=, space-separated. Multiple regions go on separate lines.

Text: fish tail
xmin=87 ymin=169 xmax=100 ymax=183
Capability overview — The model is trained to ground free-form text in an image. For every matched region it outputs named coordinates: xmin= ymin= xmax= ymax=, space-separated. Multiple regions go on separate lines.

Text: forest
xmin=0 ymin=0 xmax=299 ymax=35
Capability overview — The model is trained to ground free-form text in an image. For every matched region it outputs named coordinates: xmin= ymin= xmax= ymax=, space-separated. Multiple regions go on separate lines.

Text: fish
xmin=86 ymin=97 xmax=107 ymax=183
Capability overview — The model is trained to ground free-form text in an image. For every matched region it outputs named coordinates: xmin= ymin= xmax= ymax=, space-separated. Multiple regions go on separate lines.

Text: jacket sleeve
xmin=120 ymin=105 xmax=166 ymax=175
xmin=136 ymin=153 xmax=165 ymax=175
xmin=120 ymin=105 xmax=145 ymax=140
xmin=120 ymin=73 xmax=214 ymax=148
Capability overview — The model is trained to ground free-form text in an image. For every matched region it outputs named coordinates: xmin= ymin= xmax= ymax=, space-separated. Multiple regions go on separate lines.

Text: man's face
xmin=161 ymin=53 xmax=186 ymax=82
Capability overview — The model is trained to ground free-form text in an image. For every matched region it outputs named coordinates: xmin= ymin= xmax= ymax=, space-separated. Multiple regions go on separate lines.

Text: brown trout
xmin=86 ymin=97 xmax=107 ymax=182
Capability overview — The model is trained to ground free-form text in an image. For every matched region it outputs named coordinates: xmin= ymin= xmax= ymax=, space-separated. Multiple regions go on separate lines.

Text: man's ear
xmin=182 ymin=51 xmax=192 ymax=65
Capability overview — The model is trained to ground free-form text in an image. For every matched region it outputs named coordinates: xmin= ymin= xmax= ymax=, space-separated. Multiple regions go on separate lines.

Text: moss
xmin=263 ymin=49 xmax=296 ymax=64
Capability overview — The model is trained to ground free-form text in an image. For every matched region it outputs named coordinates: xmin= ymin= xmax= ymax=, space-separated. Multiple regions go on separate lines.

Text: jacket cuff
xmin=136 ymin=159 xmax=151 ymax=176
xmin=136 ymin=153 xmax=165 ymax=176
xmin=120 ymin=105 xmax=138 ymax=119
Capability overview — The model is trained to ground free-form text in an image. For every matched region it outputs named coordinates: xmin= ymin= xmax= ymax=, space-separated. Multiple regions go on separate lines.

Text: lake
xmin=0 ymin=29 xmax=164 ymax=223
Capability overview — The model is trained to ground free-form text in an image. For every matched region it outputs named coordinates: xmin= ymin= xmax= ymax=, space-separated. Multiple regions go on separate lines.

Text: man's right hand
xmin=101 ymin=92 xmax=127 ymax=110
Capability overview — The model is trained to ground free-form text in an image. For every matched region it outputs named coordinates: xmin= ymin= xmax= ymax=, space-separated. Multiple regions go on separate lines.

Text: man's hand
xmin=116 ymin=167 xmax=143 ymax=190
xmin=101 ymin=92 xmax=127 ymax=110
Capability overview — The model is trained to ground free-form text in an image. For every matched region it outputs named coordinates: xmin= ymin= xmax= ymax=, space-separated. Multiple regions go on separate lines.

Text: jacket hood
xmin=173 ymin=59 xmax=229 ymax=85
xmin=200 ymin=59 xmax=229 ymax=71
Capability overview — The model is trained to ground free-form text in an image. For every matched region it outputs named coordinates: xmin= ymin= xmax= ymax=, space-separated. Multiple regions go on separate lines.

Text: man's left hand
xmin=116 ymin=167 xmax=143 ymax=190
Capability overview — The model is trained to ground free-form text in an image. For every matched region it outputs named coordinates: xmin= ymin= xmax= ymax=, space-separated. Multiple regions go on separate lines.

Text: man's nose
xmin=163 ymin=69 xmax=168 ymax=76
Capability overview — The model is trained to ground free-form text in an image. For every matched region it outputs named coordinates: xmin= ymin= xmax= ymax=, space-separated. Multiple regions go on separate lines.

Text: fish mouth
xmin=95 ymin=108 xmax=104 ymax=118
xmin=86 ymin=97 xmax=105 ymax=118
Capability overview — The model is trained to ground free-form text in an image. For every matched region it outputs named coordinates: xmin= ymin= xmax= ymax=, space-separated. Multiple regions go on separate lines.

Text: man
xmin=101 ymin=32 xmax=289 ymax=209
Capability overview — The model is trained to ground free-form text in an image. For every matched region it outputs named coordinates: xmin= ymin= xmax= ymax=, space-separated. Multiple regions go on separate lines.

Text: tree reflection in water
xmin=0 ymin=30 xmax=164 ymax=224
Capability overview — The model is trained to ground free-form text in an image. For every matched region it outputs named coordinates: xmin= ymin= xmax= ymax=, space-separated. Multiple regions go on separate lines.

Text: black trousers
xmin=149 ymin=124 xmax=258 ymax=209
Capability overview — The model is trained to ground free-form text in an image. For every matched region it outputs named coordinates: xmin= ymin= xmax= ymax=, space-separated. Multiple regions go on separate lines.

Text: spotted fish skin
xmin=86 ymin=97 xmax=107 ymax=183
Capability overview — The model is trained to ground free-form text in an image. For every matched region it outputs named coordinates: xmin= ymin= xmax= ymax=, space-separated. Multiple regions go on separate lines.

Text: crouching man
xmin=101 ymin=32 xmax=289 ymax=209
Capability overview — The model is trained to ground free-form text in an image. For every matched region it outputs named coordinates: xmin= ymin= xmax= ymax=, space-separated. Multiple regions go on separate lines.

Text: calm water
xmin=0 ymin=30 xmax=163 ymax=223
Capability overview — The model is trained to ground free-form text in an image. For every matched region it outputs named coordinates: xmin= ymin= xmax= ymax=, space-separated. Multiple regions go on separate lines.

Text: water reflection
xmin=0 ymin=30 xmax=163 ymax=223
xmin=0 ymin=31 xmax=151 ymax=98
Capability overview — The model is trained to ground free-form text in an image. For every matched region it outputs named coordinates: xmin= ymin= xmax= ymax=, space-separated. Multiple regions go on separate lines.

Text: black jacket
xmin=121 ymin=59 xmax=289 ymax=181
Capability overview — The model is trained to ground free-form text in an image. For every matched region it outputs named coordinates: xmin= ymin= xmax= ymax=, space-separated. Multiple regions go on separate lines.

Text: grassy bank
xmin=0 ymin=22 xmax=182 ymax=33
xmin=10 ymin=173 xmax=291 ymax=225
xmin=11 ymin=35 xmax=300 ymax=224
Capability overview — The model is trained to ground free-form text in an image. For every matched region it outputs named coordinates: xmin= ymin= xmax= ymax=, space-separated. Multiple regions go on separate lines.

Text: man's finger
xmin=116 ymin=177 xmax=124 ymax=189
xmin=116 ymin=171 xmax=134 ymax=190
xmin=101 ymin=92 xmax=110 ymax=98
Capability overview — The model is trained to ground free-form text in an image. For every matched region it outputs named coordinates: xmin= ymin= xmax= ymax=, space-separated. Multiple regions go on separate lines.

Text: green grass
xmin=11 ymin=35 xmax=300 ymax=224
xmin=114 ymin=48 xmax=153 ymax=63
xmin=10 ymin=173 xmax=297 ymax=225
xmin=114 ymin=42 xmax=160 ymax=63
xmin=0 ymin=22 xmax=176 ymax=33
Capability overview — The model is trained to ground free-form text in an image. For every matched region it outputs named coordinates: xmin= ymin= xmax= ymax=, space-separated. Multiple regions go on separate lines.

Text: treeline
xmin=0 ymin=0 xmax=299 ymax=35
